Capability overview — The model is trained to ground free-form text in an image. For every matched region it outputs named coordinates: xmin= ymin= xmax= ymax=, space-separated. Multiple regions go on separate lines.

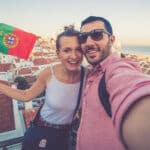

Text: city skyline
xmin=1 ymin=0 xmax=150 ymax=46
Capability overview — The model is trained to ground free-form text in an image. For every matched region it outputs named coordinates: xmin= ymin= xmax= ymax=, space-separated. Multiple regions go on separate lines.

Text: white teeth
xmin=68 ymin=59 xmax=80 ymax=64
xmin=68 ymin=61 xmax=78 ymax=64
xmin=87 ymin=50 xmax=96 ymax=54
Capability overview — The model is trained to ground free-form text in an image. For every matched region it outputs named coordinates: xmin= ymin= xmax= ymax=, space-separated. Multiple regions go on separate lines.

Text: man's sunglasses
xmin=79 ymin=29 xmax=111 ymax=44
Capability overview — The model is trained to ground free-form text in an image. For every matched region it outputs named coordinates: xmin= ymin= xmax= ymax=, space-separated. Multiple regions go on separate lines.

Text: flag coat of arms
xmin=0 ymin=23 xmax=38 ymax=59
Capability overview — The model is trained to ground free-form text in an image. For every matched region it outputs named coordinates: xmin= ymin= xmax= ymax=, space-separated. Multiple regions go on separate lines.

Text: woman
xmin=0 ymin=29 xmax=85 ymax=150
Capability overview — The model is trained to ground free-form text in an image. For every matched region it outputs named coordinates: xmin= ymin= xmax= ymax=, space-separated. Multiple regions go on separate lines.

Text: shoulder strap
xmin=50 ymin=64 xmax=54 ymax=75
xmin=31 ymin=103 xmax=43 ymax=125
xmin=72 ymin=66 xmax=85 ymax=118
xmin=98 ymin=72 xmax=112 ymax=117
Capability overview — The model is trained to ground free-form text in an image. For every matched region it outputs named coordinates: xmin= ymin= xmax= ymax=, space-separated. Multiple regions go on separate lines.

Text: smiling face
xmin=80 ymin=21 xmax=115 ymax=66
xmin=57 ymin=36 xmax=83 ymax=71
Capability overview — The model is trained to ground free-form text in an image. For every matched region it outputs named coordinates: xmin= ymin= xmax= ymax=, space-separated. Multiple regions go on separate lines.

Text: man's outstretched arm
xmin=122 ymin=96 xmax=150 ymax=150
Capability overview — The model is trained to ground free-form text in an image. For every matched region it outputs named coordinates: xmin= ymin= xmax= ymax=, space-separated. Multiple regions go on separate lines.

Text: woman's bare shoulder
xmin=40 ymin=67 xmax=51 ymax=76
xmin=37 ymin=67 xmax=52 ymax=84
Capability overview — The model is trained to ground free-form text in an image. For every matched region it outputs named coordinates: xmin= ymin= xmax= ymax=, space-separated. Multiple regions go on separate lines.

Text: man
xmin=77 ymin=16 xmax=150 ymax=150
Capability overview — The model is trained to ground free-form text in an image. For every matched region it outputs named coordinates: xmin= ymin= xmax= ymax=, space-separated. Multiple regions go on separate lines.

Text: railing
xmin=0 ymin=136 xmax=24 ymax=150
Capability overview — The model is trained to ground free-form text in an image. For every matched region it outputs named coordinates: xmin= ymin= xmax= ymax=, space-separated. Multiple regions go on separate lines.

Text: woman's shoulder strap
xmin=49 ymin=64 xmax=54 ymax=75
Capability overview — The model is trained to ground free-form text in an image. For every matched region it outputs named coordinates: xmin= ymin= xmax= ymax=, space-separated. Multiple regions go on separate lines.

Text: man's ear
xmin=110 ymin=35 xmax=115 ymax=44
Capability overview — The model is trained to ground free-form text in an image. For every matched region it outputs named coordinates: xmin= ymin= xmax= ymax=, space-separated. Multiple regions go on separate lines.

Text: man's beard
xmin=85 ymin=42 xmax=112 ymax=66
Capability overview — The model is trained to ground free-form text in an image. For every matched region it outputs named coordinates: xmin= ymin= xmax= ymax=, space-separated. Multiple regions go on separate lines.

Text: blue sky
xmin=1 ymin=0 xmax=150 ymax=46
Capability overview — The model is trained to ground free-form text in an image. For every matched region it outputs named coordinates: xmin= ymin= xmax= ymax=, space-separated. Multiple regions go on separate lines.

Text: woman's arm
xmin=0 ymin=67 xmax=51 ymax=102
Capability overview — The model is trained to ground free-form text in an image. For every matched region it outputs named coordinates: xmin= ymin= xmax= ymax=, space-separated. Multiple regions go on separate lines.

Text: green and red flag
xmin=0 ymin=23 xmax=38 ymax=59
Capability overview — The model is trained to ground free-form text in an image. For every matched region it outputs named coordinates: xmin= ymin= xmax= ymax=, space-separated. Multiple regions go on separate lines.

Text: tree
xmin=14 ymin=76 xmax=30 ymax=90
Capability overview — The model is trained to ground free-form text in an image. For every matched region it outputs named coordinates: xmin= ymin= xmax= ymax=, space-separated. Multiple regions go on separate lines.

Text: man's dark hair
xmin=56 ymin=29 xmax=80 ymax=50
xmin=81 ymin=16 xmax=113 ymax=35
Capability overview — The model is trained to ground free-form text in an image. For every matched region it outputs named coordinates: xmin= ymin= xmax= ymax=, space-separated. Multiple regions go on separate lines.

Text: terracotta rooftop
xmin=0 ymin=63 xmax=12 ymax=72
xmin=33 ymin=58 xmax=54 ymax=66
xmin=25 ymin=75 xmax=37 ymax=83
xmin=17 ymin=68 xmax=32 ymax=75
xmin=31 ymin=66 xmax=39 ymax=71
xmin=33 ymin=52 xmax=52 ymax=57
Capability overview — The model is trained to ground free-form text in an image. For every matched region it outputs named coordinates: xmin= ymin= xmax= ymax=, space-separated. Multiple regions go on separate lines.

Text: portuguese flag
xmin=0 ymin=23 xmax=38 ymax=59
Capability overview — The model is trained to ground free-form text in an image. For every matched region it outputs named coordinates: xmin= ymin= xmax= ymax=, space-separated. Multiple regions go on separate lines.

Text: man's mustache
xmin=84 ymin=46 xmax=100 ymax=54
